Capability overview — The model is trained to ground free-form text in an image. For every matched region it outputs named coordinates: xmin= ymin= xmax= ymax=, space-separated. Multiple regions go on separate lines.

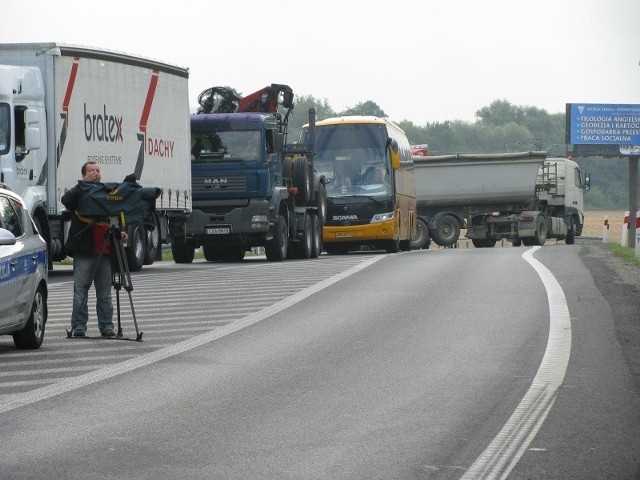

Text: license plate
xmin=204 ymin=226 xmax=231 ymax=235
xmin=336 ymin=231 xmax=355 ymax=238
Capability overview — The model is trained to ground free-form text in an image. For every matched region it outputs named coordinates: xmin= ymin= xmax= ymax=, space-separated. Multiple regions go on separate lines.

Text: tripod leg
xmin=112 ymin=230 xmax=143 ymax=341
xmin=115 ymin=289 xmax=122 ymax=337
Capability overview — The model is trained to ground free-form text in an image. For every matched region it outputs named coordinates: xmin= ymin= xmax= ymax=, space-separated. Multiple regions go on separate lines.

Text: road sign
xmin=566 ymin=103 xmax=640 ymax=155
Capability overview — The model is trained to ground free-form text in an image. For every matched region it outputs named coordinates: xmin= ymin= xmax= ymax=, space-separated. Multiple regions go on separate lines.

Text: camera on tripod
xmin=73 ymin=173 xmax=161 ymax=226
xmin=70 ymin=174 xmax=160 ymax=342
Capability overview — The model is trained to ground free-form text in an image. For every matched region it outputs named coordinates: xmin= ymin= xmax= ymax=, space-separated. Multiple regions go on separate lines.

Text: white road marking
xmin=0 ymin=256 xmax=384 ymax=414
xmin=461 ymin=246 xmax=572 ymax=479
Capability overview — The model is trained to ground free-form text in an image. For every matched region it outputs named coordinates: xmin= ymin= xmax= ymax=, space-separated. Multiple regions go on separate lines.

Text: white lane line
xmin=0 ymin=256 xmax=384 ymax=415
xmin=461 ymin=246 xmax=572 ymax=479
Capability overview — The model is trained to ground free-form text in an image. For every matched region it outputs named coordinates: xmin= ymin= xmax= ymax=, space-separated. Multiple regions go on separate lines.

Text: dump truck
xmin=411 ymin=151 xmax=591 ymax=248
xmin=170 ymin=84 xmax=326 ymax=262
xmin=0 ymin=42 xmax=191 ymax=270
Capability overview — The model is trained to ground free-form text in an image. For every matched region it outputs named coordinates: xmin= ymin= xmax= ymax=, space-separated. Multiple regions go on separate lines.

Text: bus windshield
xmin=311 ymin=124 xmax=392 ymax=197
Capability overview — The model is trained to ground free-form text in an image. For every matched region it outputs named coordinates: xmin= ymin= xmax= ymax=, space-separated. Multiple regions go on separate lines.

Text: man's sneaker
xmin=101 ymin=329 xmax=116 ymax=338
xmin=73 ymin=329 xmax=86 ymax=337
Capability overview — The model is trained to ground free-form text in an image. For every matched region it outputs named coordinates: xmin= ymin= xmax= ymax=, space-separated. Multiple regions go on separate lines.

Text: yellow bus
xmin=300 ymin=116 xmax=416 ymax=254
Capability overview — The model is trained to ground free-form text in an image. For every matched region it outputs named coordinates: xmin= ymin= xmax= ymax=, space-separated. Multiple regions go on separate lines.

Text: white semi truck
xmin=411 ymin=151 xmax=591 ymax=248
xmin=0 ymin=42 xmax=191 ymax=270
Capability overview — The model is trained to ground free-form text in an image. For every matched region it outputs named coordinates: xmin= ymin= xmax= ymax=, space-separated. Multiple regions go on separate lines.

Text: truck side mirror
xmin=584 ymin=172 xmax=591 ymax=191
xmin=24 ymin=108 xmax=41 ymax=151
xmin=25 ymin=126 xmax=41 ymax=151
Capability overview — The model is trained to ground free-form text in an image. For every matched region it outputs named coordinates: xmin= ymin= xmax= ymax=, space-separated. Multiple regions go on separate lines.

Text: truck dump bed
xmin=412 ymin=151 xmax=547 ymax=207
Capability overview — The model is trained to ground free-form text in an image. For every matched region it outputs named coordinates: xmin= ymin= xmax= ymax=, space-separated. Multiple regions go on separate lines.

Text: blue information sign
xmin=566 ymin=103 xmax=640 ymax=147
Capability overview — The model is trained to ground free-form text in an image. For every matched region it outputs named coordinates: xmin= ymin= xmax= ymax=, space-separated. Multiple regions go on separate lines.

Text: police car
xmin=0 ymin=185 xmax=48 ymax=349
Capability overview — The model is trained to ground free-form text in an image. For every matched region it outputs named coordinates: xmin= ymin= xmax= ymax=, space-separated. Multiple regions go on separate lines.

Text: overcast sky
xmin=3 ymin=0 xmax=639 ymax=125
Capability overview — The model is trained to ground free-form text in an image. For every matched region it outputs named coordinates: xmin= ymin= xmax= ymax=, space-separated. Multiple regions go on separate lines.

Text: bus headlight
xmin=371 ymin=211 xmax=395 ymax=224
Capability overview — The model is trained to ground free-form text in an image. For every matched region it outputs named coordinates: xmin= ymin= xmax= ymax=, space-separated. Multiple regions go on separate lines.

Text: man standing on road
xmin=61 ymin=161 xmax=127 ymax=338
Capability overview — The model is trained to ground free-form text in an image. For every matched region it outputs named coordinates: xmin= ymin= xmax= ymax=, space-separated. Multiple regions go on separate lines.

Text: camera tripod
xmin=66 ymin=215 xmax=143 ymax=342
xmin=105 ymin=217 xmax=143 ymax=341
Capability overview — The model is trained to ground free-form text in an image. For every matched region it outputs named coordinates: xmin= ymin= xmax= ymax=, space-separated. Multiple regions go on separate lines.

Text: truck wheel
xmin=143 ymin=213 xmax=160 ymax=265
xmin=292 ymin=213 xmax=313 ymax=259
xmin=172 ymin=240 xmax=195 ymax=264
xmin=232 ymin=246 xmax=246 ymax=261
xmin=219 ymin=246 xmax=245 ymax=262
xmin=265 ymin=215 xmax=288 ymax=261
xmin=126 ymin=224 xmax=146 ymax=272
xmin=315 ymin=182 xmax=327 ymax=225
xmin=292 ymin=156 xmax=311 ymax=204
xmin=283 ymin=157 xmax=293 ymax=181
xmin=432 ymin=214 xmax=460 ymax=247
xmin=533 ymin=215 xmax=548 ymax=246
xmin=311 ymin=213 xmax=322 ymax=258
xmin=411 ymin=217 xmax=430 ymax=249
xmin=472 ymin=238 xmax=497 ymax=248
xmin=203 ymin=245 xmax=219 ymax=261
xmin=566 ymin=217 xmax=576 ymax=245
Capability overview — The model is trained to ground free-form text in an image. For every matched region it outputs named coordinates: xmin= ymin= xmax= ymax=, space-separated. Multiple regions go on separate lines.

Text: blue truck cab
xmin=171 ymin=95 xmax=325 ymax=263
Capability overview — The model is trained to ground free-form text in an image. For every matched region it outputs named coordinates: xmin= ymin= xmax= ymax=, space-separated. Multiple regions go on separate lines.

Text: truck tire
xmin=314 ymin=182 xmax=327 ymax=225
xmin=292 ymin=157 xmax=311 ymax=204
xmin=291 ymin=213 xmax=313 ymax=259
xmin=126 ymin=224 xmax=146 ymax=272
xmin=265 ymin=215 xmax=288 ymax=261
xmin=472 ymin=238 xmax=497 ymax=248
xmin=431 ymin=214 xmax=460 ymax=247
xmin=283 ymin=157 xmax=293 ymax=181
xmin=143 ymin=213 xmax=160 ymax=265
xmin=172 ymin=240 xmax=195 ymax=264
xmin=533 ymin=215 xmax=548 ymax=246
xmin=410 ymin=217 xmax=430 ymax=249
xmin=311 ymin=213 xmax=322 ymax=258
xmin=219 ymin=246 xmax=245 ymax=262
xmin=203 ymin=245 xmax=219 ymax=261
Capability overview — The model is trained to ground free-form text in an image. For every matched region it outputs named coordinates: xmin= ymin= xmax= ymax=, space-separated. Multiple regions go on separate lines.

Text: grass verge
xmin=608 ymin=243 xmax=640 ymax=267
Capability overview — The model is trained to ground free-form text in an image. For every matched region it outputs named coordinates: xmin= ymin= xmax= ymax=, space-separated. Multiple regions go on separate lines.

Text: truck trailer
xmin=411 ymin=151 xmax=590 ymax=248
xmin=0 ymin=42 xmax=192 ymax=270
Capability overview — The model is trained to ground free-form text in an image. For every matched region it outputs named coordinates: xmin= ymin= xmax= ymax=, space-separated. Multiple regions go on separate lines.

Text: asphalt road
xmin=0 ymin=241 xmax=639 ymax=479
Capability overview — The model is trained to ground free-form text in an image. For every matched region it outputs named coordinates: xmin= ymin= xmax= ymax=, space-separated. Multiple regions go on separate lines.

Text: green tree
xmin=340 ymin=100 xmax=386 ymax=117
xmin=287 ymin=94 xmax=336 ymax=142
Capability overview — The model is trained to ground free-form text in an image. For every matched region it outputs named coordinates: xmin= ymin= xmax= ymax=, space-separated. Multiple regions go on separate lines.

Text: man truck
xmin=0 ymin=42 xmax=191 ymax=270
xmin=410 ymin=151 xmax=590 ymax=248
xmin=170 ymin=84 xmax=326 ymax=262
